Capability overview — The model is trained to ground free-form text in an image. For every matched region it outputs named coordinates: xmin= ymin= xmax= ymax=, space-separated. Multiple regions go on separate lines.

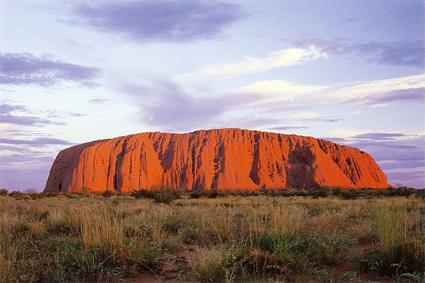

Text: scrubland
xmin=0 ymin=189 xmax=424 ymax=282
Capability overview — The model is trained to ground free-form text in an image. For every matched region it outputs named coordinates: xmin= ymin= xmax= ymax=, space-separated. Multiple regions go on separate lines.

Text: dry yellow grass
xmin=0 ymin=193 xmax=423 ymax=282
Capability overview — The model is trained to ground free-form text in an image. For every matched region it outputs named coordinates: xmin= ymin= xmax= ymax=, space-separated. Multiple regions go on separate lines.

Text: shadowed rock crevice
xmin=113 ymin=137 xmax=129 ymax=193
xmin=211 ymin=141 xmax=225 ymax=188
xmin=249 ymin=132 xmax=261 ymax=185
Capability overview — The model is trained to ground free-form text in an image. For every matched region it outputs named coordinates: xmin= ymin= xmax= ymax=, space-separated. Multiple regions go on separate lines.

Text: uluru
xmin=44 ymin=129 xmax=389 ymax=192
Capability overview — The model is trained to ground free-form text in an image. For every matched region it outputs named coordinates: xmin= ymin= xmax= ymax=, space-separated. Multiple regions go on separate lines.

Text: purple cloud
xmin=0 ymin=114 xmax=57 ymax=126
xmin=352 ymin=132 xmax=406 ymax=140
xmin=367 ymin=87 xmax=425 ymax=104
xmin=0 ymin=52 xmax=100 ymax=86
xmin=293 ymin=38 xmax=424 ymax=68
xmin=0 ymin=144 xmax=46 ymax=155
xmin=122 ymin=79 xmax=341 ymax=131
xmin=0 ymin=153 xmax=54 ymax=192
xmin=0 ymin=103 xmax=25 ymax=114
xmin=0 ymin=137 xmax=72 ymax=146
xmin=123 ymin=80 xmax=259 ymax=131
xmin=269 ymin=126 xmax=309 ymax=131
xmin=302 ymin=117 xmax=341 ymax=123
xmin=0 ymin=128 xmax=73 ymax=191
xmin=73 ymin=1 xmax=243 ymax=42
xmin=0 ymin=135 xmax=73 ymax=191
xmin=0 ymin=103 xmax=61 ymax=126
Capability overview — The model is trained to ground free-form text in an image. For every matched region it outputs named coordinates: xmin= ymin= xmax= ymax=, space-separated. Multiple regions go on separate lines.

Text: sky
xmin=0 ymin=0 xmax=424 ymax=191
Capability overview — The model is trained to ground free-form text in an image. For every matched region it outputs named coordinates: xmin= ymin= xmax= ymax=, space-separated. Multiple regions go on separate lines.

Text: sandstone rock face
xmin=44 ymin=129 xmax=389 ymax=192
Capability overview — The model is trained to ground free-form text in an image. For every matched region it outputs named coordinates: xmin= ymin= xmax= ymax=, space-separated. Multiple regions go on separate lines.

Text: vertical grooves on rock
xmin=44 ymin=129 xmax=389 ymax=192
xmin=91 ymin=143 xmax=100 ymax=183
xmin=81 ymin=150 xmax=86 ymax=191
xmin=211 ymin=139 xmax=225 ymax=188
xmin=249 ymin=133 xmax=261 ymax=185
xmin=113 ymin=137 xmax=128 ymax=193
xmin=138 ymin=142 xmax=143 ymax=189
xmin=106 ymin=140 xmax=120 ymax=191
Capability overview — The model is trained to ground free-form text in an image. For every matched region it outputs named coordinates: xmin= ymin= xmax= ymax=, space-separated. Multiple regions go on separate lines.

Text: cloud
xmin=351 ymin=132 xmax=406 ymax=140
xmin=122 ymin=80 xmax=259 ymax=131
xmin=0 ymin=123 xmax=73 ymax=191
xmin=290 ymin=111 xmax=340 ymax=123
xmin=0 ymin=115 xmax=57 ymax=126
xmin=0 ymin=103 xmax=25 ymax=114
xmin=72 ymin=0 xmax=243 ymax=42
xmin=0 ymin=52 xmax=100 ymax=86
xmin=293 ymin=38 xmax=424 ymax=67
xmin=0 ymin=153 xmax=54 ymax=191
xmin=0 ymin=137 xmax=72 ymax=146
xmin=0 ymin=103 xmax=62 ymax=126
xmin=0 ymin=128 xmax=73 ymax=191
xmin=68 ymin=112 xmax=87 ymax=117
xmin=243 ymin=74 xmax=425 ymax=109
xmin=366 ymin=87 xmax=425 ymax=105
xmin=269 ymin=126 xmax=309 ymax=131
xmin=177 ymin=45 xmax=327 ymax=82
xmin=241 ymin=80 xmax=325 ymax=96
xmin=88 ymin=98 xmax=108 ymax=104
xmin=329 ymin=74 xmax=425 ymax=105
xmin=123 ymin=78 xmax=341 ymax=131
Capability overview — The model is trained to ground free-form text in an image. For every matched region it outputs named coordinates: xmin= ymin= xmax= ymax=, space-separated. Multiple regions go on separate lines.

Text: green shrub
xmin=102 ymin=191 xmax=114 ymax=197
xmin=207 ymin=189 xmax=219 ymax=198
xmin=415 ymin=189 xmax=425 ymax=199
xmin=337 ymin=189 xmax=359 ymax=200
xmin=308 ymin=234 xmax=354 ymax=266
xmin=188 ymin=189 xmax=223 ymax=199
xmin=189 ymin=190 xmax=203 ymax=199
xmin=8 ymin=191 xmax=23 ymax=198
xmin=131 ymin=188 xmax=181 ymax=204
xmin=256 ymin=233 xmax=308 ymax=275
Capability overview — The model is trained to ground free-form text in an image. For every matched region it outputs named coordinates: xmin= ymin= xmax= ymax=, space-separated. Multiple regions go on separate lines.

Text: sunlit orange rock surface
xmin=44 ymin=129 xmax=389 ymax=192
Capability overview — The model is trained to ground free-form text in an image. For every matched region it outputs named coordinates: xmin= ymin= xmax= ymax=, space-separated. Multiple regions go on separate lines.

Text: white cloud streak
xmin=176 ymin=45 xmax=327 ymax=83
xmin=241 ymin=80 xmax=326 ymax=96
xmin=239 ymin=74 xmax=425 ymax=109
xmin=326 ymin=74 xmax=425 ymax=103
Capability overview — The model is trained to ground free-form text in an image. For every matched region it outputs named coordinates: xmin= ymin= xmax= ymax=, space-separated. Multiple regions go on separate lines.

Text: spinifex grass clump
xmin=0 ymin=192 xmax=423 ymax=282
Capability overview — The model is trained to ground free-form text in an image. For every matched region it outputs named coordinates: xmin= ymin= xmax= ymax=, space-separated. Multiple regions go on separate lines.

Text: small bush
xmin=256 ymin=233 xmax=308 ymax=275
xmin=189 ymin=189 xmax=223 ymax=199
xmin=415 ymin=189 xmax=425 ymax=199
xmin=309 ymin=234 xmax=354 ymax=266
xmin=131 ymin=188 xmax=181 ymax=204
xmin=153 ymin=190 xmax=180 ymax=204
xmin=189 ymin=190 xmax=202 ymax=199
xmin=8 ymin=191 xmax=23 ymax=198
xmin=337 ymin=189 xmax=359 ymax=200
xmin=207 ymin=189 xmax=219 ymax=198
xmin=102 ymin=190 xmax=114 ymax=197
